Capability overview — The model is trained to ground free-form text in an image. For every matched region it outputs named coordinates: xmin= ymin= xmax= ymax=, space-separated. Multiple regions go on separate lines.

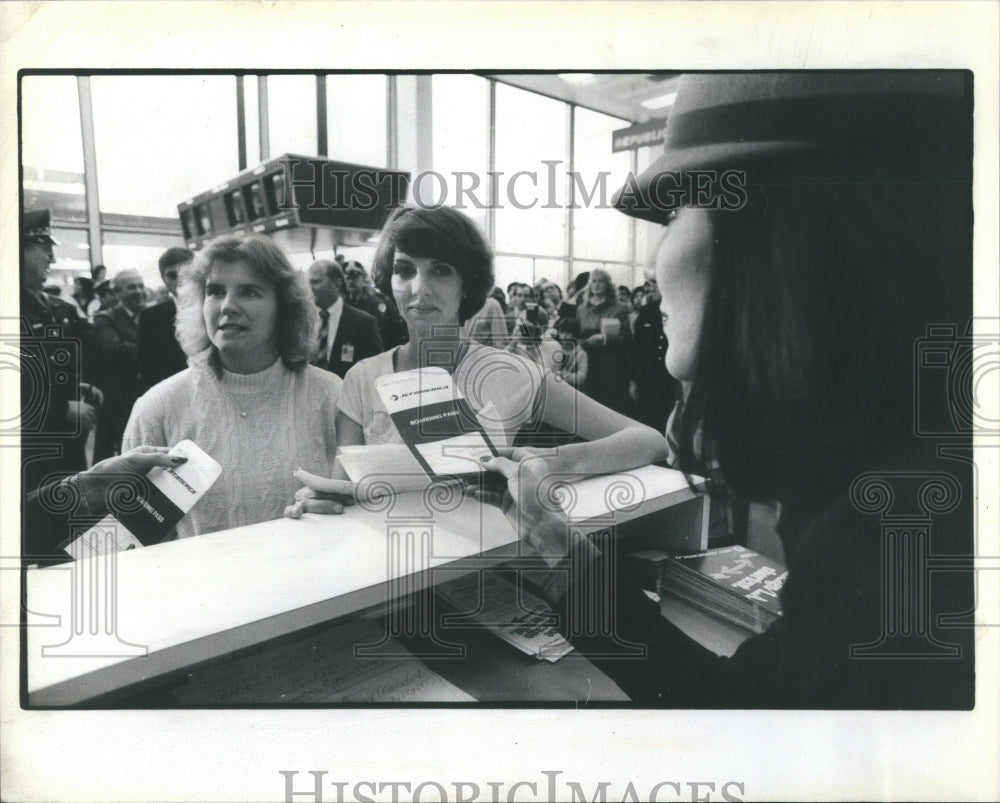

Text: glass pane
xmin=493 ymin=254 xmax=536 ymax=294
xmin=45 ymin=227 xmax=92 ymax=296
xmin=21 ymin=76 xmax=87 ymax=223
xmin=101 ymin=230 xmax=187 ymax=291
xmin=267 ymin=74 xmax=317 ymax=157
xmin=494 ymin=83 xmax=568 ymax=257
xmin=326 ymin=74 xmax=387 ymax=166
xmin=634 ymin=143 xmax=663 ymax=267
xmin=91 ymin=75 xmax=239 ymax=217
xmin=432 ymin=74 xmax=490 ymax=221
xmin=572 ymin=106 xmax=633 ymax=263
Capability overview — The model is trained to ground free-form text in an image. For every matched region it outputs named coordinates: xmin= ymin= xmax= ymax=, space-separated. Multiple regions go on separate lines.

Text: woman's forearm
xmin=546 ymin=425 xmax=667 ymax=476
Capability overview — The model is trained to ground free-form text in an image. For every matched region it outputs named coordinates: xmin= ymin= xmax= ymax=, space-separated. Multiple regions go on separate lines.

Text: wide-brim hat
xmin=614 ymin=71 xmax=972 ymax=224
xmin=22 ymin=208 xmax=60 ymax=246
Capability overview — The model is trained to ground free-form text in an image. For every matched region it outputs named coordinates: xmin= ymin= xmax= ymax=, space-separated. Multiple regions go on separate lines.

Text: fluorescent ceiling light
xmin=640 ymin=92 xmax=677 ymax=110
xmin=559 ymin=73 xmax=597 ymax=86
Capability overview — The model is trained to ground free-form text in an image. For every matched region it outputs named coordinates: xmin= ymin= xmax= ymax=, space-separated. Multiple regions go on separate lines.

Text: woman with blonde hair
xmin=124 ymin=236 xmax=342 ymax=538
xmin=576 ymin=267 xmax=633 ymax=414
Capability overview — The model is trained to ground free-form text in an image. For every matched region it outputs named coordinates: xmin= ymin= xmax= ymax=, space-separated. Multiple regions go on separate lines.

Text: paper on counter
xmin=436 ymin=571 xmax=574 ymax=663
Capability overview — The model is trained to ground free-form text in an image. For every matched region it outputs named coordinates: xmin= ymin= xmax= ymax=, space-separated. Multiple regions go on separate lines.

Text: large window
xmin=102 ymin=230 xmax=186 ymax=290
xmin=493 ymin=83 xmax=568 ymax=262
xmin=431 ymin=74 xmax=490 ymax=231
xmin=326 ymin=74 xmax=387 ymax=166
xmin=20 ymin=72 xmax=652 ymax=295
xmin=266 ymin=74 xmax=318 ymax=158
xmin=21 ymin=76 xmax=86 ymax=225
xmin=571 ymin=106 xmax=633 ymax=265
xmin=91 ymin=75 xmax=239 ymax=218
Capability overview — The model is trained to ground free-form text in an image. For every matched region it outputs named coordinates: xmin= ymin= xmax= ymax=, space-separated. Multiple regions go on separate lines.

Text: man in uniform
xmin=19 ymin=209 xmax=99 ymax=498
xmin=343 ymin=260 xmax=408 ymax=349
xmin=629 ymin=267 xmax=682 ymax=435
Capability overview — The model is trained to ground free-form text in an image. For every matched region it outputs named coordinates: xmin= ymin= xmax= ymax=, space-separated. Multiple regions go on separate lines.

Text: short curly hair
xmin=175 ymin=236 xmax=318 ymax=374
xmin=371 ymin=206 xmax=494 ymax=325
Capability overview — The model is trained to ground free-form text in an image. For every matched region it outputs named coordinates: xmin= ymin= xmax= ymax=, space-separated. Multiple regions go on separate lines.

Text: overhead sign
xmin=611 ymin=118 xmax=668 ymax=153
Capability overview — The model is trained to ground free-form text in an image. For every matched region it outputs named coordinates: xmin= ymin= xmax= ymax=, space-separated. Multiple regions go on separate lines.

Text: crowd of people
xmin=20 ymin=71 xmax=974 ymax=709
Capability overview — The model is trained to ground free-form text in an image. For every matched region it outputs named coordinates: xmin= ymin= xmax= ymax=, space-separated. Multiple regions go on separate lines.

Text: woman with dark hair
xmin=287 ymin=205 xmax=666 ymax=514
xmin=482 ymin=72 xmax=976 ymax=708
xmin=124 ymin=236 xmax=342 ymax=538
xmin=539 ymin=316 xmax=587 ymax=389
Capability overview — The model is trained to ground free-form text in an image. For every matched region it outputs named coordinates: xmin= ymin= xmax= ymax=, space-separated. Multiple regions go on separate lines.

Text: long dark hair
xmin=675 ymin=153 xmax=972 ymax=505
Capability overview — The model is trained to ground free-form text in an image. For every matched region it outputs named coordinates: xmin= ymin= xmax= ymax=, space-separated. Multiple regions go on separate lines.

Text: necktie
xmin=314 ymin=308 xmax=330 ymax=368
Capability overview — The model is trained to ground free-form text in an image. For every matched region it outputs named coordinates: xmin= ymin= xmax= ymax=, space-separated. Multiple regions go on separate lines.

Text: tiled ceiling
xmin=485 ymin=72 xmax=684 ymax=125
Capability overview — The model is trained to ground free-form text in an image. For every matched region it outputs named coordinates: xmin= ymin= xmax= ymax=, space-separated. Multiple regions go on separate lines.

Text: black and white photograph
xmin=2 ymin=2 xmax=998 ymax=802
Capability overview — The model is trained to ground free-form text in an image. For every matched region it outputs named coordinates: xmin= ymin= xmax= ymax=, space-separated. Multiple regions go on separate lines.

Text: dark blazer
xmin=137 ymin=298 xmax=188 ymax=392
xmin=315 ymin=303 xmax=384 ymax=378
xmin=93 ymin=306 xmax=140 ymax=457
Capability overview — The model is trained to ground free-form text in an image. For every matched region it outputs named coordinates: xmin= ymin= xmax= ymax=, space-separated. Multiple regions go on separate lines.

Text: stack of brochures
xmin=626 ymin=545 xmax=787 ymax=634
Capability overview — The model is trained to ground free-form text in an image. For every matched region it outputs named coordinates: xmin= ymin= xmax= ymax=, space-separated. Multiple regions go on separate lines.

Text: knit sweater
xmin=123 ymin=354 xmax=342 ymax=538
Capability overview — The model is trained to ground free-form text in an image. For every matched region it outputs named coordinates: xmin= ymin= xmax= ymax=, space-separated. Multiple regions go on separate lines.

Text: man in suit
xmin=137 ymin=247 xmax=193 ymax=392
xmin=307 ymin=259 xmax=383 ymax=378
xmin=93 ymin=269 xmax=146 ymax=458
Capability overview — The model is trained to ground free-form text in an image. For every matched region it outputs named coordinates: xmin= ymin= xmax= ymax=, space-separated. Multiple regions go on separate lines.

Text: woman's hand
xmin=284 ymin=468 xmax=355 ymax=518
xmin=476 ymin=447 xmax=584 ymax=568
xmin=77 ymin=446 xmax=187 ymax=513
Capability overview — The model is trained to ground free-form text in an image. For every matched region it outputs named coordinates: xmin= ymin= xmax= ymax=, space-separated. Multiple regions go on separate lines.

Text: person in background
xmin=71 ymin=276 xmax=96 ymax=322
xmin=462 ymin=288 xmax=509 ymax=348
xmin=124 ymin=236 xmax=341 ymax=538
xmin=343 ymin=259 xmax=409 ymax=350
xmin=629 ymin=266 xmax=681 ymax=435
xmin=537 ymin=279 xmax=572 ymax=327
xmin=561 ymin=272 xmax=589 ymax=321
xmin=307 ymin=259 xmax=383 ymax=378
xmin=93 ymin=279 xmax=117 ymax=313
xmin=616 ymin=284 xmax=633 ymax=307
xmin=539 ymin=316 xmax=588 ymax=389
xmin=494 ymin=71 xmax=975 ymax=708
xmin=488 ymin=286 xmax=508 ymax=314
xmin=138 ymin=247 xmax=194 ymax=393
xmin=629 ymin=285 xmax=646 ymax=332
xmin=505 ymin=282 xmax=531 ymax=334
xmin=93 ymin=269 xmax=146 ymax=459
xmin=19 ymin=209 xmax=100 ymax=493
xmin=576 ymin=267 xmax=633 ymax=415
xmin=507 ymin=298 xmax=546 ymax=363
xmin=287 ymin=205 xmax=666 ymax=516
